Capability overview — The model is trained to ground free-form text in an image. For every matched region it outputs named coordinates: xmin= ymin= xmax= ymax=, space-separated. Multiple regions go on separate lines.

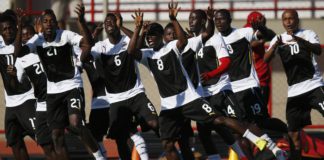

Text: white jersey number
xmin=318 ymin=101 xmax=324 ymax=111
xmin=147 ymin=102 xmax=156 ymax=112
xmin=202 ymin=103 xmax=212 ymax=113
xmin=28 ymin=117 xmax=36 ymax=130
xmin=114 ymin=55 xmax=121 ymax=66
xmin=197 ymin=50 xmax=204 ymax=58
xmin=226 ymin=45 xmax=234 ymax=54
xmin=6 ymin=55 xmax=14 ymax=65
xmin=250 ymin=103 xmax=261 ymax=115
xmin=33 ymin=63 xmax=44 ymax=74
xmin=47 ymin=47 xmax=58 ymax=56
xmin=70 ymin=98 xmax=81 ymax=109
xmin=289 ymin=43 xmax=300 ymax=55
xmin=157 ymin=59 xmax=164 ymax=70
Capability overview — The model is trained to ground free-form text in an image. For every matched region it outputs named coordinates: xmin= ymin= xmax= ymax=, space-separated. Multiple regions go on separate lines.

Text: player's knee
xmin=288 ymin=131 xmax=301 ymax=149
xmin=147 ymin=120 xmax=159 ymax=130
xmin=213 ymin=116 xmax=226 ymax=125
xmin=162 ymin=140 xmax=175 ymax=152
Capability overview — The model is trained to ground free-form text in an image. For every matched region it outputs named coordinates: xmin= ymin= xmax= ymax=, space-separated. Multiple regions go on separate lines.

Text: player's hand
xmin=168 ymin=1 xmax=180 ymax=20
xmin=142 ymin=21 xmax=150 ymax=34
xmin=7 ymin=65 xmax=17 ymax=76
xmin=34 ymin=17 xmax=43 ymax=33
xmin=206 ymin=6 xmax=215 ymax=21
xmin=92 ymin=23 xmax=103 ymax=38
xmin=115 ymin=12 xmax=123 ymax=29
xmin=74 ymin=3 xmax=85 ymax=22
xmin=132 ymin=9 xmax=143 ymax=28
xmin=274 ymin=35 xmax=283 ymax=47
xmin=287 ymin=32 xmax=307 ymax=44
xmin=251 ymin=16 xmax=266 ymax=32
xmin=16 ymin=8 xmax=27 ymax=24
xmin=200 ymin=72 xmax=212 ymax=83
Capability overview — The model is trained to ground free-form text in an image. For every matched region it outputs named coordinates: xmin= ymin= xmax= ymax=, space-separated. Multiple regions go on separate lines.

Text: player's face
xmin=163 ymin=27 xmax=176 ymax=43
xmin=22 ymin=28 xmax=34 ymax=44
xmin=189 ymin=12 xmax=202 ymax=33
xmin=104 ymin=16 xmax=117 ymax=34
xmin=282 ymin=11 xmax=299 ymax=33
xmin=215 ymin=12 xmax=231 ymax=33
xmin=0 ymin=21 xmax=16 ymax=44
xmin=146 ymin=34 xmax=163 ymax=48
xmin=42 ymin=14 xmax=57 ymax=36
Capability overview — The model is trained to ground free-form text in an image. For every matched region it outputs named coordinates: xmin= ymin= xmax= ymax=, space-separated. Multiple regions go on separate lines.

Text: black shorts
xmin=159 ymin=98 xmax=220 ymax=140
xmin=47 ymin=88 xmax=85 ymax=130
xmin=108 ymin=92 xmax=158 ymax=139
xmin=88 ymin=107 xmax=110 ymax=142
xmin=35 ymin=110 xmax=52 ymax=145
xmin=234 ymin=87 xmax=270 ymax=122
xmin=206 ymin=90 xmax=244 ymax=120
xmin=286 ymin=86 xmax=324 ymax=131
xmin=260 ymin=85 xmax=270 ymax=107
xmin=5 ymin=99 xmax=36 ymax=146
xmin=179 ymin=119 xmax=194 ymax=138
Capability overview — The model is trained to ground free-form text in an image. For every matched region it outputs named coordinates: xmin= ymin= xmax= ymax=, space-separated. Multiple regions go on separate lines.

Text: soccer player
xmin=214 ymin=9 xmax=288 ymax=159
xmin=87 ymin=11 xmax=159 ymax=160
xmin=16 ymin=5 xmax=105 ymax=160
xmin=130 ymin=2 xmax=285 ymax=160
xmin=244 ymin=11 xmax=276 ymax=107
xmin=265 ymin=9 xmax=324 ymax=160
xmin=0 ymin=11 xmax=37 ymax=160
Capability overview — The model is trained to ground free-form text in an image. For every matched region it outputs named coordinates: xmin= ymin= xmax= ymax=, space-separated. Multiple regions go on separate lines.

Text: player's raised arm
xmin=169 ymin=1 xmax=187 ymax=51
xmin=127 ymin=9 xmax=143 ymax=60
xmin=289 ymin=32 xmax=322 ymax=55
xmin=201 ymin=6 xmax=215 ymax=43
xmin=74 ymin=3 xmax=93 ymax=62
xmin=264 ymin=35 xmax=282 ymax=63
xmin=13 ymin=8 xmax=27 ymax=59
xmin=251 ymin=16 xmax=276 ymax=41
xmin=115 ymin=12 xmax=134 ymax=38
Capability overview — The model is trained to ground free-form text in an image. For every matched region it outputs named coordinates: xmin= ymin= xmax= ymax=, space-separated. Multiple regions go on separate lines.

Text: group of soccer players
xmin=0 ymin=1 xmax=323 ymax=160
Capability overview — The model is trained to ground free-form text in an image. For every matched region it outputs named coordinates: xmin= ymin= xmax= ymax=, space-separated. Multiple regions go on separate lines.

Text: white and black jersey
xmin=218 ymin=28 xmax=259 ymax=93
xmin=0 ymin=35 xmax=4 ymax=47
xmin=0 ymin=44 xmax=35 ymax=107
xmin=197 ymin=34 xmax=232 ymax=97
xmin=181 ymin=36 xmax=203 ymax=90
xmin=268 ymin=29 xmax=324 ymax=97
xmin=27 ymin=30 xmax=83 ymax=94
xmin=91 ymin=35 xmax=144 ymax=103
xmin=82 ymin=59 xmax=110 ymax=109
xmin=141 ymin=41 xmax=200 ymax=110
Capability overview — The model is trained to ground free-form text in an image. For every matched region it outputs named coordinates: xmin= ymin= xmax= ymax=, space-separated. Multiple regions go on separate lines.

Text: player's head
xmin=104 ymin=13 xmax=119 ymax=35
xmin=244 ymin=11 xmax=265 ymax=28
xmin=282 ymin=9 xmax=299 ymax=33
xmin=22 ymin=24 xmax=36 ymax=44
xmin=41 ymin=9 xmax=58 ymax=36
xmin=146 ymin=22 xmax=164 ymax=50
xmin=189 ymin=9 xmax=207 ymax=33
xmin=0 ymin=11 xmax=17 ymax=44
xmin=215 ymin=9 xmax=232 ymax=33
xmin=163 ymin=23 xmax=176 ymax=43
xmin=3 ymin=9 xmax=17 ymax=24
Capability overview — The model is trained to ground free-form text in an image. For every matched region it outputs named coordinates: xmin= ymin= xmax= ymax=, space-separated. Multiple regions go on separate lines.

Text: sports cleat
xmin=275 ymin=150 xmax=288 ymax=160
xmin=255 ymin=139 xmax=268 ymax=151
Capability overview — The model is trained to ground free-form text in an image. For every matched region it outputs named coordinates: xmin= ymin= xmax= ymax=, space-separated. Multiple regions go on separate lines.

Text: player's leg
xmin=177 ymin=119 xmax=195 ymax=160
xmin=47 ymin=92 xmax=69 ymax=160
xmin=35 ymin=101 xmax=56 ymax=160
xmin=132 ymin=93 xmax=160 ymax=137
xmin=88 ymin=107 xmax=110 ymax=157
xmin=5 ymin=107 xmax=30 ymax=160
xmin=196 ymin=122 xmax=220 ymax=158
xmin=66 ymin=88 xmax=104 ymax=159
xmin=159 ymin=107 xmax=185 ymax=160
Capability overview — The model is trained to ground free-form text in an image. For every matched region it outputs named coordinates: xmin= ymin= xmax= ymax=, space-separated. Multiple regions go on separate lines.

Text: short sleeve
xmin=65 ymin=30 xmax=83 ymax=47
xmin=267 ymin=36 xmax=278 ymax=51
xmin=166 ymin=40 xmax=180 ymax=55
xmin=91 ymin=42 xmax=103 ymax=60
xmin=306 ymin=30 xmax=320 ymax=44
xmin=238 ymin=27 xmax=255 ymax=42
xmin=14 ymin=59 xmax=25 ymax=82
xmin=184 ymin=36 xmax=202 ymax=53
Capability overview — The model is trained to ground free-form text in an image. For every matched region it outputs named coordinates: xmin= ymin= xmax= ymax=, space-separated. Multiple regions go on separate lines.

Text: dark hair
xmin=164 ymin=22 xmax=174 ymax=31
xmin=41 ymin=9 xmax=57 ymax=22
xmin=216 ymin=9 xmax=232 ymax=21
xmin=0 ymin=13 xmax=16 ymax=26
xmin=147 ymin=22 xmax=164 ymax=36
xmin=22 ymin=23 xmax=36 ymax=35
xmin=105 ymin=13 xmax=116 ymax=19
xmin=192 ymin=9 xmax=207 ymax=20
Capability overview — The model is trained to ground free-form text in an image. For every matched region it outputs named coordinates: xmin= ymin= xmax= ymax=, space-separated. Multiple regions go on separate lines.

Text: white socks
xmin=131 ymin=133 xmax=149 ymax=160
xmin=93 ymin=149 xmax=106 ymax=160
xmin=230 ymin=141 xmax=247 ymax=158
xmin=207 ymin=154 xmax=222 ymax=160
xmin=243 ymin=129 xmax=261 ymax=145
xmin=261 ymin=134 xmax=283 ymax=155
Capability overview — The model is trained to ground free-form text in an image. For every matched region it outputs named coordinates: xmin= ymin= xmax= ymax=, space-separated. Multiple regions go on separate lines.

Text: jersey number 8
xmin=157 ymin=59 xmax=164 ymax=70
